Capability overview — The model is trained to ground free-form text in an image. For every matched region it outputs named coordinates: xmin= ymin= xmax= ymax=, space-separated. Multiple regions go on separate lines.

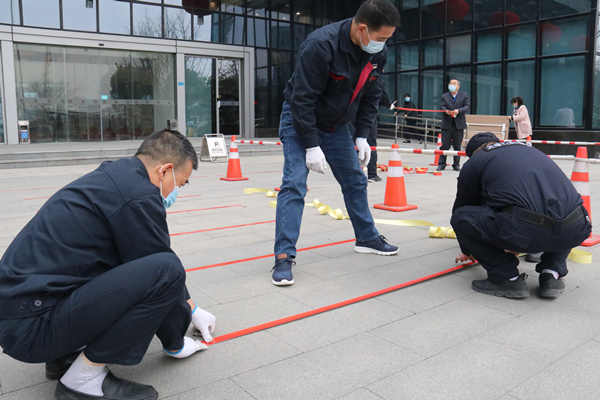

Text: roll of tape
xmin=568 ymin=248 xmax=592 ymax=264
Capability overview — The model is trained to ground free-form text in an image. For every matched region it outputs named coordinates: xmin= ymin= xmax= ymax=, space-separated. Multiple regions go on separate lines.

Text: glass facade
xmin=14 ymin=43 xmax=175 ymax=143
xmin=0 ymin=0 xmax=598 ymax=142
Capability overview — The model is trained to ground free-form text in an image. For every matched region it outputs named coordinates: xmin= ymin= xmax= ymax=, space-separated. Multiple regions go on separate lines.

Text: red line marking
xmin=185 ymin=239 xmax=355 ymax=273
xmin=167 ymin=205 xmax=243 ymax=214
xmin=245 ymin=170 xmax=282 ymax=175
xmin=22 ymin=197 xmax=50 ymax=200
xmin=205 ymin=261 xmax=477 ymax=345
xmin=171 ymin=220 xmax=275 ymax=237
xmin=178 ymin=194 xmax=202 ymax=198
xmin=0 ymin=186 xmax=62 ymax=193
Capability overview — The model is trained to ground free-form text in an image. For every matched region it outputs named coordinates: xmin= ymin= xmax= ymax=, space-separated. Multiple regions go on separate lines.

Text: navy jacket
xmin=283 ymin=18 xmax=386 ymax=148
xmin=440 ymin=91 xmax=470 ymax=130
xmin=0 ymin=157 xmax=172 ymax=318
xmin=453 ymin=142 xmax=582 ymax=217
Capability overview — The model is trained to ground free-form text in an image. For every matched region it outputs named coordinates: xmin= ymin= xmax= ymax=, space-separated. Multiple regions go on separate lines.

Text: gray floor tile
xmin=509 ymin=341 xmax=600 ymax=400
xmin=370 ymin=299 xmax=514 ymax=358
xmin=162 ymin=378 xmax=255 ymax=400
xmin=0 ymin=382 xmax=56 ymax=400
xmin=232 ymin=333 xmax=423 ymax=400
xmin=367 ymin=337 xmax=547 ymax=400
xmin=335 ymin=388 xmax=384 ymax=400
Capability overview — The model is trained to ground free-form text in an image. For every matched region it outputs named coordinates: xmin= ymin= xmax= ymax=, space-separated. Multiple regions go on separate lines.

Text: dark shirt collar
xmin=340 ymin=18 xmax=360 ymax=59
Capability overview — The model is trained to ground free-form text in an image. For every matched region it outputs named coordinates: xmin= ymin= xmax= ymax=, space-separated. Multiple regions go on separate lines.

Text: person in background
xmin=401 ymin=93 xmax=419 ymax=144
xmin=438 ymin=79 xmax=470 ymax=171
xmin=509 ymin=96 xmax=531 ymax=140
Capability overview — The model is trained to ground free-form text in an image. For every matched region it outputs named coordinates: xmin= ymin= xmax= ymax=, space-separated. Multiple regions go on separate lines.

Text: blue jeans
xmin=274 ymin=102 xmax=380 ymax=257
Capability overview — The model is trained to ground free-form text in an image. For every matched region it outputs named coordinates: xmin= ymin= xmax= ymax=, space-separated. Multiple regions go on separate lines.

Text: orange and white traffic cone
xmin=220 ymin=135 xmax=249 ymax=181
xmin=526 ymin=136 xmax=532 ymax=147
xmin=430 ymin=134 xmax=447 ymax=166
xmin=374 ymin=144 xmax=418 ymax=212
xmin=571 ymin=146 xmax=600 ymax=246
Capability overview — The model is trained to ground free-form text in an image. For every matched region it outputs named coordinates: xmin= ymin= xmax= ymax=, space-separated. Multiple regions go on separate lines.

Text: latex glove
xmin=355 ymin=137 xmax=371 ymax=168
xmin=389 ymin=100 xmax=397 ymax=111
xmin=455 ymin=253 xmax=477 ymax=264
xmin=191 ymin=305 xmax=216 ymax=342
xmin=305 ymin=146 xmax=328 ymax=174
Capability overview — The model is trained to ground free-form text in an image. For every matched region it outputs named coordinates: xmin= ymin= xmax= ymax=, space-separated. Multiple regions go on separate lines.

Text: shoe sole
xmin=272 ymin=279 xmax=294 ymax=286
xmin=539 ymin=288 xmax=564 ymax=298
xmin=354 ymin=246 xmax=399 ymax=256
xmin=472 ymin=284 xmax=530 ymax=299
xmin=46 ymin=369 xmax=67 ymax=380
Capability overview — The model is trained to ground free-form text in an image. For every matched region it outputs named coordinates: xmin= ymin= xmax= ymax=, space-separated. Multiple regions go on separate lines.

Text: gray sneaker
xmin=539 ymin=273 xmax=565 ymax=298
xmin=472 ymin=273 xmax=530 ymax=298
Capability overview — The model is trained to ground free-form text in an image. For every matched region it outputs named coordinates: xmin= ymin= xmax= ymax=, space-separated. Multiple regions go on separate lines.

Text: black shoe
xmin=525 ymin=252 xmax=543 ymax=263
xmin=539 ymin=273 xmax=565 ymax=298
xmin=436 ymin=165 xmax=445 ymax=171
xmin=472 ymin=273 xmax=530 ymax=298
xmin=46 ymin=351 xmax=81 ymax=380
xmin=54 ymin=371 xmax=158 ymax=400
xmin=453 ymin=165 xmax=461 ymax=171
xmin=403 ymin=140 xmax=410 ymax=143
xmin=368 ymin=175 xmax=382 ymax=182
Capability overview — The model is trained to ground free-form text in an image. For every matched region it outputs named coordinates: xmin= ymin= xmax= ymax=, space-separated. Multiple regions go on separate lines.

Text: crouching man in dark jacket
xmin=0 ymin=130 xmax=216 ymax=400
xmin=451 ymin=132 xmax=591 ymax=299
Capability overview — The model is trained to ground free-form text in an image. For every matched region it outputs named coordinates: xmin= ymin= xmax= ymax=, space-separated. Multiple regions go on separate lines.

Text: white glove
xmin=191 ymin=305 xmax=216 ymax=343
xmin=305 ymin=146 xmax=328 ymax=174
xmin=389 ymin=100 xmax=397 ymax=111
xmin=355 ymin=137 xmax=371 ymax=168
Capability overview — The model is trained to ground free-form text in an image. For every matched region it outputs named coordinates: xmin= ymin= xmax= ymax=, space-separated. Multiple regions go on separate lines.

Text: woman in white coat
xmin=509 ymin=96 xmax=532 ymax=139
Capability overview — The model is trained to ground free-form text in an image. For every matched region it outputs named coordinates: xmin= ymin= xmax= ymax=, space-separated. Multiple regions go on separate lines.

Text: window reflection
xmin=164 ymin=7 xmax=192 ymax=40
xmin=294 ymin=0 xmax=314 ymax=25
xmin=446 ymin=35 xmax=471 ymax=65
xmin=247 ymin=0 xmax=268 ymax=17
xmin=22 ymin=0 xmax=60 ymax=29
xmin=540 ymin=17 xmax=589 ymax=56
xmin=399 ymin=43 xmax=419 ymax=71
xmin=248 ymin=18 xmax=269 ymax=47
xmin=506 ymin=60 xmax=535 ymax=118
xmin=63 ymin=0 xmax=97 ymax=32
xmin=507 ymin=24 xmax=536 ymax=59
xmin=541 ymin=0 xmax=591 ymax=19
xmin=474 ymin=63 xmax=501 ymax=115
xmin=420 ymin=69 xmax=444 ymax=112
xmin=505 ymin=0 xmax=537 ymax=23
xmin=14 ymin=43 xmax=175 ymax=143
xmin=221 ymin=0 xmax=244 ymax=14
xmin=397 ymin=0 xmax=418 ymax=41
xmin=133 ymin=3 xmax=162 ymax=37
xmin=0 ymin=0 xmax=20 ymax=25
xmin=476 ymin=31 xmax=502 ymax=62
xmin=221 ymin=14 xmax=245 ymax=45
xmin=99 ymin=0 xmax=130 ymax=35
xmin=271 ymin=0 xmax=291 ymax=21
xmin=423 ymin=39 xmax=444 ymax=67
xmin=540 ymin=56 xmax=585 ymax=127
xmin=399 ymin=71 xmax=419 ymax=109
xmin=185 ymin=56 xmax=214 ymax=136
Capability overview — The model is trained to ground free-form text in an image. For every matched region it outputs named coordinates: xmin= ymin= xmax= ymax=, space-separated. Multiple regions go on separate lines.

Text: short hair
xmin=450 ymin=78 xmax=461 ymax=86
xmin=354 ymin=0 xmax=401 ymax=31
xmin=511 ymin=96 xmax=524 ymax=107
xmin=404 ymin=93 xmax=411 ymax=97
xmin=135 ymin=130 xmax=198 ymax=171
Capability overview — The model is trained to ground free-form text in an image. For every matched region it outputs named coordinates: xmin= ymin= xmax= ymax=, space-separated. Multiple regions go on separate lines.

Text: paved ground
xmin=0 ymin=144 xmax=599 ymax=400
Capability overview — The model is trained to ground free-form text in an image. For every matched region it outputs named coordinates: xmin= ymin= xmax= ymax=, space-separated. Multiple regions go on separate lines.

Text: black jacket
xmin=453 ymin=142 xmax=582 ymax=217
xmin=283 ymin=18 xmax=387 ymax=148
xmin=403 ymin=100 xmax=417 ymax=118
xmin=440 ymin=91 xmax=470 ymax=130
xmin=0 ymin=157 xmax=173 ymax=318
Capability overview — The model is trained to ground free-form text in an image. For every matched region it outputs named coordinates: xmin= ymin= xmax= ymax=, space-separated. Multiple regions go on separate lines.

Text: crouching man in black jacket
xmin=0 ymin=130 xmax=215 ymax=400
xmin=452 ymin=132 xmax=591 ymax=299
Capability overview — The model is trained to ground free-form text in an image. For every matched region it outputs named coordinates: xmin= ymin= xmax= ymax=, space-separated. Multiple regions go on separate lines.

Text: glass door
xmin=185 ymin=56 xmax=241 ymax=137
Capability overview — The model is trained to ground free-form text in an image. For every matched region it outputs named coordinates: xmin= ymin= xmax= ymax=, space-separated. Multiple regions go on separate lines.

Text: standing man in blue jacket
xmin=438 ymin=79 xmax=470 ymax=171
xmin=271 ymin=0 xmax=402 ymax=286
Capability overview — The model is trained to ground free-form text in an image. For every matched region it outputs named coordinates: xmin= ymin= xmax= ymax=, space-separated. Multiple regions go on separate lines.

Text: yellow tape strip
xmin=568 ymin=248 xmax=592 ymax=264
xmin=244 ymin=188 xmax=277 ymax=197
xmin=373 ymin=219 xmax=456 ymax=239
xmin=269 ymin=199 xmax=349 ymax=220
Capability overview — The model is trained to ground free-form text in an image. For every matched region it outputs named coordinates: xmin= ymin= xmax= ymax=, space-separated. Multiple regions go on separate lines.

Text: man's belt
xmin=501 ymin=205 xmax=585 ymax=229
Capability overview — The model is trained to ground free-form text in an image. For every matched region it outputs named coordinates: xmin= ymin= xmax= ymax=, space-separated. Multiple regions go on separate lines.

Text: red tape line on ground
xmin=167 ymin=205 xmax=243 ymax=214
xmin=171 ymin=220 xmax=275 ymax=237
xmin=185 ymin=239 xmax=355 ymax=273
xmin=21 ymin=196 xmax=51 ymax=200
xmin=205 ymin=261 xmax=476 ymax=345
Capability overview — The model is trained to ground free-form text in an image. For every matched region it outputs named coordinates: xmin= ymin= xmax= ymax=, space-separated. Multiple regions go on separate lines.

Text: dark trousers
xmin=451 ymin=205 xmax=591 ymax=283
xmin=404 ymin=119 xmax=418 ymax=141
xmin=367 ymin=124 xmax=378 ymax=179
xmin=439 ymin=123 xmax=464 ymax=168
xmin=0 ymin=253 xmax=191 ymax=365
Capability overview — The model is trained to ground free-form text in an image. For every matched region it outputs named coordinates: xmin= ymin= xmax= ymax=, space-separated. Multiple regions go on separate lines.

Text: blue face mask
xmin=405 ymin=97 xmax=410 ymax=102
xmin=161 ymin=168 xmax=179 ymax=209
xmin=513 ymin=104 xmax=518 ymax=109
xmin=360 ymin=26 xmax=385 ymax=54
xmin=448 ymin=85 xmax=457 ymax=93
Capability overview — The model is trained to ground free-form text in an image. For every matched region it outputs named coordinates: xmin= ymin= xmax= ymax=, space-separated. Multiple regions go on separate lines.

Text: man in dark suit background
xmin=438 ymin=79 xmax=470 ymax=171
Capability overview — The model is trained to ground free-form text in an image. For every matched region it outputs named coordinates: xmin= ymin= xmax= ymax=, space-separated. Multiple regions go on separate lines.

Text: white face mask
xmin=360 ymin=26 xmax=385 ymax=54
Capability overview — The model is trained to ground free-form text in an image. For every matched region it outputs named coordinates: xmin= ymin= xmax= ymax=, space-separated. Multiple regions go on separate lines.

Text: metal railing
xmin=378 ymin=113 xmax=442 ymax=149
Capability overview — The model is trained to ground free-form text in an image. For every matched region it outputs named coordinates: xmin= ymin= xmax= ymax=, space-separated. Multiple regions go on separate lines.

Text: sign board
xmin=199 ymin=134 xmax=229 ymax=163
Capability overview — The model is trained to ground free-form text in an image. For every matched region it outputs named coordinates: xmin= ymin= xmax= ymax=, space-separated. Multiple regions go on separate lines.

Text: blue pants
xmin=275 ymin=102 xmax=380 ymax=256
xmin=0 ymin=253 xmax=190 ymax=365
xmin=451 ymin=205 xmax=591 ymax=283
